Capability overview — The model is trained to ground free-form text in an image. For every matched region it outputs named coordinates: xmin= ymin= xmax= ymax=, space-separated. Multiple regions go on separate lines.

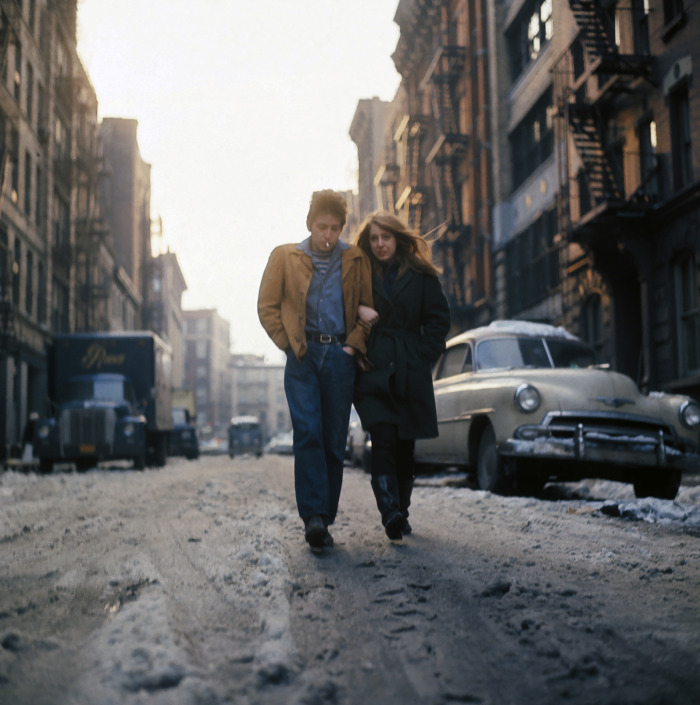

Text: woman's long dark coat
xmin=354 ymin=267 xmax=450 ymax=439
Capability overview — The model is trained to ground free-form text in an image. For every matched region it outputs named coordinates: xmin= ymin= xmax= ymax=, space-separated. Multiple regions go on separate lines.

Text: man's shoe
xmin=305 ymin=516 xmax=328 ymax=548
xmin=402 ymin=518 xmax=412 ymax=535
xmin=322 ymin=530 xmax=334 ymax=548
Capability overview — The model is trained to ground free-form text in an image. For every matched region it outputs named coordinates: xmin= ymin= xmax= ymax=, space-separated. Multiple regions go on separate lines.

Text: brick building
xmin=350 ymin=0 xmax=700 ymax=398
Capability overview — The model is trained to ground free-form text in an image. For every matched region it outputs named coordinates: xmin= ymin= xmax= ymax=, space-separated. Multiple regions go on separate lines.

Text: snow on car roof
xmin=449 ymin=320 xmax=580 ymax=344
xmin=485 ymin=320 xmax=578 ymax=339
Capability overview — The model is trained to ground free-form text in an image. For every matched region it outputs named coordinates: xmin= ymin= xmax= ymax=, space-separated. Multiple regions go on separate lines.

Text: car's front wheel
xmin=477 ymin=425 xmax=513 ymax=494
xmin=633 ymin=470 xmax=681 ymax=500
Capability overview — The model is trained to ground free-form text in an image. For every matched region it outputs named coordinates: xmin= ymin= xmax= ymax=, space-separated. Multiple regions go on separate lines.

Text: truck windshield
xmin=65 ymin=378 xmax=137 ymax=404
xmin=232 ymin=423 xmax=259 ymax=432
xmin=172 ymin=408 xmax=189 ymax=425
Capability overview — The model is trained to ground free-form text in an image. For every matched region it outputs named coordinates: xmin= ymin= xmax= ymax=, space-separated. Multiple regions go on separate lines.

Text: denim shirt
xmin=298 ymin=237 xmax=346 ymax=337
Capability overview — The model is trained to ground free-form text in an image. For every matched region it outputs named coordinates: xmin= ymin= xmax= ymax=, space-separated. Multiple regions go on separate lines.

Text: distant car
xmin=265 ymin=431 xmax=294 ymax=455
xmin=199 ymin=436 xmax=228 ymax=455
xmin=346 ymin=405 xmax=370 ymax=471
xmin=228 ymin=416 xmax=263 ymax=458
xmin=414 ymin=320 xmax=700 ymax=499
xmin=168 ymin=407 xmax=199 ymax=460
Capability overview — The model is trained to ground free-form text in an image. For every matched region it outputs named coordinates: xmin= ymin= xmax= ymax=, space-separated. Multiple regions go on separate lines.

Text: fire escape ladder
xmin=569 ymin=103 xmax=624 ymax=203
xmin=568 ymin=0 xmax=616 ymax=61
xmin=568 ymin=0 xmax=653 ymax=82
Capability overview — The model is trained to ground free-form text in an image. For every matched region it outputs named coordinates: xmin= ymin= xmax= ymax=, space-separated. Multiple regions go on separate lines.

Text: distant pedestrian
xmin=353 ymin=212 xmax=450 ymax=540
xmin=258 ymin=189 xmax=373 ymax=549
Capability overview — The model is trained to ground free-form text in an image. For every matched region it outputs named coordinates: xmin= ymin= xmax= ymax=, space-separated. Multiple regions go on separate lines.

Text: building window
xmin=24 ymin=150 xmax=31 ymax=216
xmin=52 ymin=278 xmax=69 ymax=332
xmin=506 ymin=0 xmax=553 ymax=82
xmin=26 ymin=62 xmax=33 ymax=123
xmin=669 ymin=83 xmax=692 ymax=191
xmin=13 ymin=41 xmax=21 ymax=103
xmin=0 ymin=227 xmax=7 ymax=299
xmin=674 ymin=253 xmax=700 ymax=377
xmin=509 ymin=88 xmax=553 ymax=190
xmin=35 ymin=165 xmax=41 ymax=224
xmin=632 ymin=0 xmax=650 ymax=55
xmin=506 ymin=209 xmax=560 ymax=316
xmin=37 ymin=260 xmax=45 ymax=323
xmin=10 ymin=127 xmax=19 ymax=204
xmin=582 ymin=293 xmax=604 ymax=358
xmin=29 ymin=0 xmax=37 ymax=36
xmin=196 ymin=340 xmax=207 ymax=359
xmin=638 ymin=119 xmax=658 ymax=201
xmin=53 ymin=191 xmax=70 ymax=248
xmin=25 ymin=249 xmax=32 ymax=315
xmin=12 ymin=243 xmax=21 ymax=306
xmin=663 ymin=0 xmax=684 ymax=25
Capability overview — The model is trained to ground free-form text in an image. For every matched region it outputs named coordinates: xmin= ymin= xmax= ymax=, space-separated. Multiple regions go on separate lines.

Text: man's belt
xmin=306 ymin=332 xmax=346 ymax=344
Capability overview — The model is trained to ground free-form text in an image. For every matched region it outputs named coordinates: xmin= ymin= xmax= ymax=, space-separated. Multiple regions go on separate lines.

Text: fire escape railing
xmin=564 ymin=0 xmax=654 ymax=215
xmin=423 ymin=44 xmax=469 ymax=310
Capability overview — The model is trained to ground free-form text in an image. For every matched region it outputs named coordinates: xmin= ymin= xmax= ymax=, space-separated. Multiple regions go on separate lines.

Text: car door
xmin=416 ymin=342 xmax=473 ymax=464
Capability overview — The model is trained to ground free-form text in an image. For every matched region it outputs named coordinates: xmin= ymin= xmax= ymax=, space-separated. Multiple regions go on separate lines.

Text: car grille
xmin=537 ymin=411 xmax=679 ymax=447
xmin=61 ymin=408 xmax=116 ymax=447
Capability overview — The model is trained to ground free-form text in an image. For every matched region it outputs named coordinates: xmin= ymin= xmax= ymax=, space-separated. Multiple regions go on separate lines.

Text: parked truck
xmin=33 ymin=332 xmax=173 ymax=472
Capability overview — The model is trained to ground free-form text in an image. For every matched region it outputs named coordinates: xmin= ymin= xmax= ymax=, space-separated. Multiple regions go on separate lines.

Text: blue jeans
xmin=284 ymin=343 xmax=356 ymax=525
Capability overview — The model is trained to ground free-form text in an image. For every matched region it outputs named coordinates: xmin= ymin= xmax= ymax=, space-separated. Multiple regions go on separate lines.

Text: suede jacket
xmin=258 ymin=242 xmax=373 ymax=360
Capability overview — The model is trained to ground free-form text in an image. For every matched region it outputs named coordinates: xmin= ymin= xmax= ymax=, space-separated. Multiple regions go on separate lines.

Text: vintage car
xmin=414 ymin=321 xmax=700 ymax=499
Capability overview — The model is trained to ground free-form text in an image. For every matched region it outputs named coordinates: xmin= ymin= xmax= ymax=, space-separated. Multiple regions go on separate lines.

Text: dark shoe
xmin=385 ymin=512 xmax=404 ymax=540
xmin=322 ymin=530 xmax=334 ymax=548
xmin=402 ymin=518 xmax=412 ymax=535
xmin=304 ymin=516 xmax=327 ymax=548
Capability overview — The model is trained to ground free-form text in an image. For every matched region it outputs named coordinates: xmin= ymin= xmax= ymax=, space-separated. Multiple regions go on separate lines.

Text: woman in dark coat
xmin=353 ymin=212 xmax=450 ymax=540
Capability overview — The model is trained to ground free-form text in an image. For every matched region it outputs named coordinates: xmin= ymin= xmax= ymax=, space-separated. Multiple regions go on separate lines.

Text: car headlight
xmin=37 ymin=423 xmax=50 ymax=439
xmin=679 ymin=400 xmax=700 ymax=428
xmin=515 ymin=383 xmax=541 ymax=413
xmin=123 ymin=422 xmax=135 ymax=438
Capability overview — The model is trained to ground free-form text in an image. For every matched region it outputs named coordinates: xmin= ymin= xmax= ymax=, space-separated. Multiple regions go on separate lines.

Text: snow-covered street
xmin=1 ymin=455 xmax=699 ymax=704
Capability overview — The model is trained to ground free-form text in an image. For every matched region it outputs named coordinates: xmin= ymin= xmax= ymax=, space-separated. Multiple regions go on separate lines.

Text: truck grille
xmin=60 ymin=408 xmax=116 ymax=446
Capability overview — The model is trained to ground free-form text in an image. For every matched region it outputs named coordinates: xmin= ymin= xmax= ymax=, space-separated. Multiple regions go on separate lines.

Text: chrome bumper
xmin=500 ymin=424 xmax=700 ymax=473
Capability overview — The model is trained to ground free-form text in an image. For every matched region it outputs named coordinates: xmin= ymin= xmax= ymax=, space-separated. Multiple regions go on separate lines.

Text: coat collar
xmin=374 ymin=265 xmax=415 ymax=302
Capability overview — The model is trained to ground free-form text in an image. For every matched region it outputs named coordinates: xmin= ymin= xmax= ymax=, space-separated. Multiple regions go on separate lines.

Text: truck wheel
xmin=477 ymin=425 xmax=513 ymax=494
xmin=39 ymin=459 xmax=52 ymax=474
xmin=133 ymin=451 xmax=146 ymax=471
xmin=75 ymin=459 xmax=93 ymax=472
xmin=633 ymin=470 xmax=681 ymax=500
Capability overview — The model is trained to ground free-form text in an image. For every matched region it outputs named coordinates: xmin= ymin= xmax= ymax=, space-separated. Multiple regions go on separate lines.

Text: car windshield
xmin=476 ymin=337 xmax=598 ymax=370
xmin=65 ymin=377 xmax=136 ymax=403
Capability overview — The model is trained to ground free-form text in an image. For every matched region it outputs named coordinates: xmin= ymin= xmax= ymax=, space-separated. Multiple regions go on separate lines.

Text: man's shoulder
xmin=269 ymin=243 xmax=308 ymax=258
xmin=341 ymin=244 xmax=368 ymax=261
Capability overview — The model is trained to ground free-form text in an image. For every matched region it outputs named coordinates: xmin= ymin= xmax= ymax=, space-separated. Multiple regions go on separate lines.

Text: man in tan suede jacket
xmin=258 ymin=190 xmax=372 ymax=549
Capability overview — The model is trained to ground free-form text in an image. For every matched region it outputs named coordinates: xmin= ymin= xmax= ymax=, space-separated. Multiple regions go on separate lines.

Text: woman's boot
xmin=370 ymin=474 xmax=404 ymax=540
xmin=397 ymin=475 xmax=414 ymax=534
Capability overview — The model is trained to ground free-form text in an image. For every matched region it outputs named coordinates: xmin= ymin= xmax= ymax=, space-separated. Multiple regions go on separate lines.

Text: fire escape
xmin=391 ymin=0 xmax=439 ymax=231
xmin=394 ymin=112 xmax=428 ymax=231
xmin=557 ymin=0 xmax=654 ymax=237
xmin=0 ymin=1 xmax=21 ymax=355
xmin=73 ymin=69 xmax=110 ymax=332
xmin=424 ymin=43 xmax=468 ymax=311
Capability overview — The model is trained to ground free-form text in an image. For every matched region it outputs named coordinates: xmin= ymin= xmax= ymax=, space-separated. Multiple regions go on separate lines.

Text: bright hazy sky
xmin=76 ymin=0 xmax=401 ymax=361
